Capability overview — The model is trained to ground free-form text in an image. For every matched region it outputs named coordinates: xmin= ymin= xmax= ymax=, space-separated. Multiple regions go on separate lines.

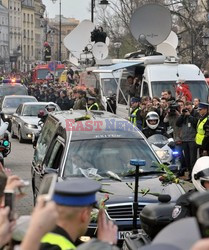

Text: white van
xmin=93 ymin=56 xmax=209 ymax=118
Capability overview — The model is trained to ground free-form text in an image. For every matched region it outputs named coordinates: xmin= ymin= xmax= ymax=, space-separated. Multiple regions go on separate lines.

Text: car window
xmin=46 ymin=140 xmax=64 ymax=169
xmin=0 ymin=85 xmax=28 ymax=96
xmin=22 ymin=104 xmax=47 ymax=116
xmin=16 ymin=105 xmax=23 ymax=115
xmin=142 ymin=81 xmax=149 ymax=96
xmin=64 ymin=138 xmax=159 ymax=177
xmin=33 ymin=117 xmax=58 ymax=164
xmin=3 ymin=97 xmax=37 ymax=108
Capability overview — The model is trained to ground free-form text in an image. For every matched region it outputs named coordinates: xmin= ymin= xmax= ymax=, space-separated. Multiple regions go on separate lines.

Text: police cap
xmin=87 ymin=95 xmax=96 ymax=101
xmin=198 ymin=102 xmax=209 ymax=110
xmin=53 ymin=179 xmax=101 ymax=207
xmin=131 ymin=97 xmax=140 ymax=103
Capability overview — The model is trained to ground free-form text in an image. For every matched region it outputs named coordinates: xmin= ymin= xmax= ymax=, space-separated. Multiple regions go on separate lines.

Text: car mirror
xmin=168 ymin=164 xmax=178 ymax=173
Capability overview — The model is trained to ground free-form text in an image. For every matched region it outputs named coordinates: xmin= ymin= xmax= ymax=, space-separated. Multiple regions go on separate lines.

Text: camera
xmin=168 ymin=102 xmax=179 ymax=115
xmin=182 ymin=109 xmax=189 ymax=113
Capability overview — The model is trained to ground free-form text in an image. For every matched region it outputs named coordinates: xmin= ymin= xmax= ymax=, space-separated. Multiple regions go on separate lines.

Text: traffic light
xmin=44 ymin=43 xmax=51 ymax=61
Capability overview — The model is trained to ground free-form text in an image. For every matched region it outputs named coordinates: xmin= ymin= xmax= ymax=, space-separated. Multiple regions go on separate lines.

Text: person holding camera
xmin=176 ymin=101 xmax=198 ymax=179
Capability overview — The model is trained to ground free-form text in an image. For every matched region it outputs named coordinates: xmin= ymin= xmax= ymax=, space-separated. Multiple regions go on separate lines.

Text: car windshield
xmin=64 ymin=138 xmax=159 ymax=177
xmin=152 ymin=81 xmax=208 ymax=102
xmin=3 ymin=97 xmax=37 ymax=108
xmin=0 ymin=85 xmax=28 ymax=96
xmin=22 ymin=104 xmax=48 ymax=116
xmin=101 ymin=78 xmax=118 ymax=96
xmin=37 ymin=69 xmax=64 ymax=79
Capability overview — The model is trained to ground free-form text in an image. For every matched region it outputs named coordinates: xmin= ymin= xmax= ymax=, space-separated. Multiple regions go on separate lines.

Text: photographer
xmin=176 ymin=101 xmax=198 ymax=179
xmin=164 ymin=101 xmax=185 ymax=174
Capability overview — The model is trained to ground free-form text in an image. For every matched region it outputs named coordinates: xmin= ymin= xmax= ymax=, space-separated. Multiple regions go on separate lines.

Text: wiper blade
xmin=123 ymin=170 xmax=164 ymax=177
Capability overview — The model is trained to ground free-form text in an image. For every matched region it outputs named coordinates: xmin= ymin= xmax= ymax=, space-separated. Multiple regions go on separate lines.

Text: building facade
xmin=0 ymin=0 xmax=9 ymax=72
xmin=2 ymin=0 xmax=22 ymax=70
xmin=34 ymin=0 xmax=45 ymax=62
xmin=48 ymin=15 xmax=79 ymax=61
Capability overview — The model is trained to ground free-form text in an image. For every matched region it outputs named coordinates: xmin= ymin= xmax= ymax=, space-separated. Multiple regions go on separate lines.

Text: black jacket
xmin=142 ymin=126 xmax=169 ymax=139
xmin=56 ymin=96 xmax=74 ymax=110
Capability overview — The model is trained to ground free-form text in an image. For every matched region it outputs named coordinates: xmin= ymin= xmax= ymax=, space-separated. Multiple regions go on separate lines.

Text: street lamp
xmin=51 ymin=0 xmax=62 ymax=62
xmin=91 ymin=0 xmax=110 ymax=23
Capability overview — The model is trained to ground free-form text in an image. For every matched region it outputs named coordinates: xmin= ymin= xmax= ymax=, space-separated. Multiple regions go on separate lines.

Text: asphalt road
xmin=5 ymin=138 xmax=34 ymax=216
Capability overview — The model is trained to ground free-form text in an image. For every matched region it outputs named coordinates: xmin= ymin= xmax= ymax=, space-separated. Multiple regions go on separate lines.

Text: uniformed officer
xmin=129 ymin=97 xmax=142 ymax=129
xmin=172 ymin=156 xmax=209 ymax=221
xmin=195 ymin=102 xmax=209 ymax=156
xmin=40 ymin=178 xmax=100 ymax=250
xmin=88 ymin=96 xmax=99 ymax=111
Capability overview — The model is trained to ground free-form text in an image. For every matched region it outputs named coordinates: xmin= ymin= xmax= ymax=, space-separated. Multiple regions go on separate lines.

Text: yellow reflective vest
xmin=41 ymin=232 xmax=76 ymax=250
xmin=195 ymin=117 xmax=208 ymax=146
xmin=89 ymin=103 xmax=99 ymax=110
xmin=130 ymin=107 xmax=140 ymax=126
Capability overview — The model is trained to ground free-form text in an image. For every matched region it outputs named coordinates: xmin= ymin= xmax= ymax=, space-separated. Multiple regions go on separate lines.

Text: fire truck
xmin=31 ymin=62 xmax=65 ymax=84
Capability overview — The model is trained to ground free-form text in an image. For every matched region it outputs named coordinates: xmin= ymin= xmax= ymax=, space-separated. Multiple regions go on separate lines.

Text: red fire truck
xmin=31 ymin=62 xmax=65 ymax=84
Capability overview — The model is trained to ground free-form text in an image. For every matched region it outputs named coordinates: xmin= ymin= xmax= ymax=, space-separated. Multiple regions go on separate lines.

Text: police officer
xmin=88 ymin=96 xmax=99 ymax=110
xmin=172 ymin=156 xmax=209 ymax=221
xmin=40 ymin=178 xmax=118 ymax=250
xmin=130 ymin=97 xmax=142 ymax=129
xmin=195 ymin=102 xmax=209 ymax=156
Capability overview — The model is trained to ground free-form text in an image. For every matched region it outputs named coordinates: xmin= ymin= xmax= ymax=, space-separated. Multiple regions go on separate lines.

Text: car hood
xmin=63 ymin=176 xmax=185 ymax=204
xmin=20 ymin=116 xmax=40 ymax=125
xmin=2 ymin=108 xmax=16 ymax=114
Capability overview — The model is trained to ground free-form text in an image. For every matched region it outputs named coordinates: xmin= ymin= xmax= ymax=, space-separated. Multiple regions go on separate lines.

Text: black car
xmin=31 ymin=110 xmax=185 ymax=241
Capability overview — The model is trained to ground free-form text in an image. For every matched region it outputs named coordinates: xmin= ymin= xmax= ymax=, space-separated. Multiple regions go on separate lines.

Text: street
xmin=5 ymin=138 xmax=34 ymax=216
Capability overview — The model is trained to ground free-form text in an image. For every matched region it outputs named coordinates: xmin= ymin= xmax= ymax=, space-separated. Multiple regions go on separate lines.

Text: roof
xmin=50 ymin=110 xmax=144 ymax=141
xmin=92 ymin=62 xmax=143 ymax=73
xmin=3 ymin=95 xmax=35 ymax=99
xmin=23 ymin=102 xmax=56 ymax=106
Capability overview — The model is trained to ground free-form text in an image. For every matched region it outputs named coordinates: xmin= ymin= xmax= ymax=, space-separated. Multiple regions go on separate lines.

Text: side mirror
xmin=168 ymin=164 xmax=178 ymax=173
xmin=32 ymin=133 xmax=39 ymax=149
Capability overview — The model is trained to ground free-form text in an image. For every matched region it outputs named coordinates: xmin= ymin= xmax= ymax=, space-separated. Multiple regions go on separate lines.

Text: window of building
xmin=31 ymin=14 xmax=33 ymax=23
xmin=23 ymin=13 xmax=26 ymax=22
xmin=27 ymin=14 xmax=30 ymax=22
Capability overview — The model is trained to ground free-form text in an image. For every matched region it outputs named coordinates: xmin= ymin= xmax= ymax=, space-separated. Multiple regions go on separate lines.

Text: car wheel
xmin=11 ymin=126 xmax=16 ymax=139
xmin=18 ymin=128 xmax=24 ymax=143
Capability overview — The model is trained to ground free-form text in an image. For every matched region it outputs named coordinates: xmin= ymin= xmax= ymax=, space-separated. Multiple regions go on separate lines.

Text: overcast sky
xmin=42 ymin=0 xmax=90 ymax=21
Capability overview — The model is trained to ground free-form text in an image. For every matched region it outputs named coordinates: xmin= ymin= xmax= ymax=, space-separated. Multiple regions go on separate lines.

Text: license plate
xmin=118 ymin=230 xmax=132 ymax=240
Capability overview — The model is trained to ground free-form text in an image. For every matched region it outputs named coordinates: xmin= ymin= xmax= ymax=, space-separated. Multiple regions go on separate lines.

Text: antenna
xmin=130 ymin=4 xmax=172 ymax=46
xmin=92 ymin=42 xmax=109 ymax=60
xmin=63 ymin=20 xmax=95 ymax=59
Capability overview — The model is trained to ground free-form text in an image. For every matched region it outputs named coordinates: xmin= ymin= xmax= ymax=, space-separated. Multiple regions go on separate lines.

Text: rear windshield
xmin=3 ymin=97 xmax=37 ymax=108
xmin=0 ymin=85 xmax=28 ymax=96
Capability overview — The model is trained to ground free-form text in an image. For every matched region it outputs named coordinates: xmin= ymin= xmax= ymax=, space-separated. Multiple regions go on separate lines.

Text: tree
xmin=98 ymin=0 xmax=209 ymax=68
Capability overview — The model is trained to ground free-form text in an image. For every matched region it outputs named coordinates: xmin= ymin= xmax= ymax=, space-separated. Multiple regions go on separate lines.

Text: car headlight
xmin=4 ymin=114 xmax=11 ymax=119
xmin=24 ymin=123 xmax=38 ymax=129
xmin=156 ymin=150 xmax=170 ymax=160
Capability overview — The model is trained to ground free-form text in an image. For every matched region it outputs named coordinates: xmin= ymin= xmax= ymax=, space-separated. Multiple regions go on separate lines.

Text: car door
xmin=12 ymin=104 xmax=23 ymax=135
xmin=31 ymin=117 xmax=60 ymax=198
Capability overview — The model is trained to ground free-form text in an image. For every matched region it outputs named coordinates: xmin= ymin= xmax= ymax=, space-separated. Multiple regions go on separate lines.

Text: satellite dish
xmin=64 ymin=20 xmax=95 ymax=59
xmin=163 ymin=31 xmax=178 ymax=49
xmin=156 ymin=42 xmax=177 ymax=57
xmin=130 ymin=4 xmax=172 ymax=46
xmin=92 ymin=42 xmax=109 ymax=60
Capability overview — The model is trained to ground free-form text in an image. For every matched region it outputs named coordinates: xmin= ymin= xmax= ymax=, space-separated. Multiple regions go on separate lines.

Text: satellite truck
xmin=63 ymin=4 xmax=208 ymax=119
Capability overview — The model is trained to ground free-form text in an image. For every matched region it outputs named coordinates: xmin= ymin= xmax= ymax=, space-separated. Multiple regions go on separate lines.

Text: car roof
xmin=23 ymin=102 xmax=56 ymax=106
xmin=3 ymin=95 xmax=34 ymax=99
xmin=50 ymin=110 xmax=144 ymax=140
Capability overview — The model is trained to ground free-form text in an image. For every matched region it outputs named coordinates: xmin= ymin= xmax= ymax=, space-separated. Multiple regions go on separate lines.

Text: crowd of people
xmin=129 ymin=84 xmax=209 ymax=180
